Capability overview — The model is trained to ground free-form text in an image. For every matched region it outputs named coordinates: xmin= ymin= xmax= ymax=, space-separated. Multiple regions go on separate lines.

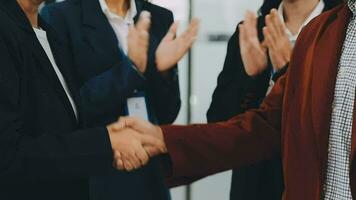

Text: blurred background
xmin=44 ymin=0 xmax=263 ymax=199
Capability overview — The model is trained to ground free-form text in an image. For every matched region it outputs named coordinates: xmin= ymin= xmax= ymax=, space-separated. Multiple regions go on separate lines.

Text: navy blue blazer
xmin=42 ymin=0 xmax=180 ymax=200
xmin=42 ymin=0 xmax=181 ymax=127
xmin=0 ymin=0 xmax=117 ymax=199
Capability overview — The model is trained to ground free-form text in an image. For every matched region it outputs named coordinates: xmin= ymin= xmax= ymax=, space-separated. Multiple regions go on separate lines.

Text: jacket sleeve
xmin=0 ymin=35 xmax=115 ymax=183
xmin=207 ymin=23 xmax=270 ymax=123
xmin=41 ymin=6 xmax=147 ymax=126
xmin=161 ymin=71 xmax=286 ymax=182
xmin=145 ymin=10 xmax=181 ymax=125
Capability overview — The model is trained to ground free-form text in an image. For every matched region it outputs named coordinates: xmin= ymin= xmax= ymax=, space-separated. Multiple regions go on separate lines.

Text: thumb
xmin=124 ymin=117 xmax=152 ymax=134
xmin=108 ymin=117 xmax=127 ymax=131
xmin=144 ymin=145 xmax=162 ymax=157
xmin=137 ymin=133 xmax=162 ymax=146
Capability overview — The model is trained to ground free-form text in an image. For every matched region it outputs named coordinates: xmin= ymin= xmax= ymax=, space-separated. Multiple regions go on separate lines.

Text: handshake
xmin=128 ymin=11 xmax=200 ymax=73
xmin=107 ymin=117 xmax=167 ymax=171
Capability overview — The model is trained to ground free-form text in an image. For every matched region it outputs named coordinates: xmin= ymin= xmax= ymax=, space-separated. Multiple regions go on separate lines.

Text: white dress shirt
xmin=33 ymin=28 xmax=79 ymax=119
xmin=99 ymin=0 xmax=137 ymax=54
xmin=278 ymin=0 xmax=325 ymax=46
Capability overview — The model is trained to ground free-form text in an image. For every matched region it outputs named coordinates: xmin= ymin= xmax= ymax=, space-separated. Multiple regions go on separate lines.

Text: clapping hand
xmin=263 ymin=9 xmax=292 ymax=71
xmin=239 ymin=11 xmax=268 ymax=77
xmin=155 ymin=18 xmax=200 ymax=72
xmin=128 ymin=11 xmax=151 ymax=73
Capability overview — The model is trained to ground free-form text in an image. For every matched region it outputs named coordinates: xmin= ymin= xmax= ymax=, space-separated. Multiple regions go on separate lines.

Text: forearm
xmin=146 ymin=66 xmax=181 ymax=124
xmin=80 ymin=56 xmax=146 ymax=125
xmin=162 ymin=75 xmax=286 ymax=180
xmin=0 ymin=127 xmax=115 ymax=183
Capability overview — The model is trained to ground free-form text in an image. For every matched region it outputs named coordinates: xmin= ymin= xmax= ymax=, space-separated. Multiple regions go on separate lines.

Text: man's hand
xmin=118 ymin=117 xmax=167 ymax=157
xmin=128 ymin=11 xmax=151 ymax=73
xmin=107 ymin=122 xmax=160 ymax=171
xmin=263 ymin=9 xmax=292 ymax=71
xmin=239 ymin=11 xmax=268 ymax=77
xmin=155 ymin=18 xmax=200 ymax=72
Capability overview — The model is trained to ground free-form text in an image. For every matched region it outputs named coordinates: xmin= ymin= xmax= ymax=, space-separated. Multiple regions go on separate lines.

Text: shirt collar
xmin=348 ymin=0 xmax=356 ymax=15
xmin=99 ymin=0 xmax=137 ymax=24
xmin=278 ymin=0 xmax=325 ymax=42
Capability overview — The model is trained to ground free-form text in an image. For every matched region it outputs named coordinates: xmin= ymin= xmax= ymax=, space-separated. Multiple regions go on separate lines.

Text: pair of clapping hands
xmin=239 ymin=9 xmax=292 ymax=76
xmin=107 ymin=117 xmax=166 ymax=171
xmin=128 ymin=11 xmax=199 ymax=74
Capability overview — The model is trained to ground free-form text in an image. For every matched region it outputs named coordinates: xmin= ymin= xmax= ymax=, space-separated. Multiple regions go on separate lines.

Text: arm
xmin=145 ymin=11 xmax=181 ymax=124
xmin=0 ymin=36 xmax=114 ymax=183
xmin=162 ymin=72 xmax=286 ymax=182
xmin=79 ymin=54 xmax=146 ymax=125
xmin=114 ymin=72 xmax=286 ymax=185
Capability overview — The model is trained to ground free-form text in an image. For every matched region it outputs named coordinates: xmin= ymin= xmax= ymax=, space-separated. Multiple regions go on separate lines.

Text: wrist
xmin=128 ymin=54 xmax=147 ymax=73
xmin=155 ymin=125 xmax=167 ymax=153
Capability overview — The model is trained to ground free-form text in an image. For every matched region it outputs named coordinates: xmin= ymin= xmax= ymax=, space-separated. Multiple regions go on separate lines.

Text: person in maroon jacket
xmin=114 ymin=1 xmax=356 ymax=199
xmin=207 ymin=0 xmax=342 ymax=199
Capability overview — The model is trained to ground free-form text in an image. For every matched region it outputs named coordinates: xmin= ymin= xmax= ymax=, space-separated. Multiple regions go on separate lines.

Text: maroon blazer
xmin=161 ymin=4 xmax=356 ymax=200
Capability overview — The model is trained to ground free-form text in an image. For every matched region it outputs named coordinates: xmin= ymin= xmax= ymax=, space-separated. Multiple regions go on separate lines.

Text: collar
xmin=278 ymin=0 xmax=325 ymax=40
xmin=348 ymin=0 xmax=356 ymax=15
xmin=99 ymin=0 xmax=137 ymax=24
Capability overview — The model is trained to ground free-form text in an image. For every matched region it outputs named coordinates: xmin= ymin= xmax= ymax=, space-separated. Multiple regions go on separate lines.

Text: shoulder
xmin=0 ymin=10 xmax=24 ymax=46
xmin=42 ymin=0 xmax=81 ymax=17
xmin=298 ymin=4 xmax=345 ymax=43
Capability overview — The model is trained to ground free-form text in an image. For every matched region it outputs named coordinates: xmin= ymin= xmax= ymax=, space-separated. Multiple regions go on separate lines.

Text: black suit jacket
xmin=41 ymin=1 xmax=179 ymax=200
xmin=0 ymin=0 xmax=115 ymax=199
xmin=42 ymin=0 xmax=181 ymax=127
xmin=207 ymin=3 xmax=340 ymax=200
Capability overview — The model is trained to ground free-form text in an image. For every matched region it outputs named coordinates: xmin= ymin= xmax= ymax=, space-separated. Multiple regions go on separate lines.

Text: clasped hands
xmin=107 ymin=117 xmax=166 ymax=171
xmin=128 ymin=11 xmax=200 ymax=74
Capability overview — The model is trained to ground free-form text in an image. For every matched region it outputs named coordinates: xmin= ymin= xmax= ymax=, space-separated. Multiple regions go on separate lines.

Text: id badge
xmin=125 ymin=91 xmax=149 ymax=121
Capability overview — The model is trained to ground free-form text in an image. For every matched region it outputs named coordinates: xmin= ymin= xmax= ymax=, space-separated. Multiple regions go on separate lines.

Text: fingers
xmin=119 ymin=146 xmax=143 ymax=171
xmin=136 ymin=11 xmax=151 ymax=32
xmin=144 ymin=145 xmax=162 ymax=157
xmin=113 ymin=151 xmax=124 ymax=170
xmin=180 ymin=18 xmax=199 ymax=41
xmin=163 ymin=21 xmax=180 ymax=42
xmin=136 ymin=147 xmax=149 ymax=166
xmin=263 ymin=26 xmax=276 ymax=50
xmin=137 ymin=133 xmax=163 ymax=149
xmin=239 ymin=24 xmax=248 ymax=49
xmin=265 ymin=15 xmax=278 ymax=45
xmin=244 ymin=10 xmax=258 ymax=37
xmin=270 ymin=9 xmax=286 ymax=37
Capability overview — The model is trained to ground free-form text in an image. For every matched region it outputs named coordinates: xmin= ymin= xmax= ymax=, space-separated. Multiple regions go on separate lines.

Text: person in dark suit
xmin=40 ymin=0 xmax=199 ymax=199
xmin=0 ymin=0 xmax=162 ymax=199
xmin=207 ymin=0 xmax=342 ymax=199
xmin=42 ymin=0 xmax=182 ymax=127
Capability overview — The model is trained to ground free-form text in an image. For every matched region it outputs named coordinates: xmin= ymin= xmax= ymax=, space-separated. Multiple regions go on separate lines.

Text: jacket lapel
xmin=42 ymin=19 xmax=80 ymax=124
xmin=81 ymin=0 xmax=119 ymax=61
xmin=1 ymin=0 xmax=78 ymax=125
xmin=310 ymin=4 xmax=351 ymax=180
